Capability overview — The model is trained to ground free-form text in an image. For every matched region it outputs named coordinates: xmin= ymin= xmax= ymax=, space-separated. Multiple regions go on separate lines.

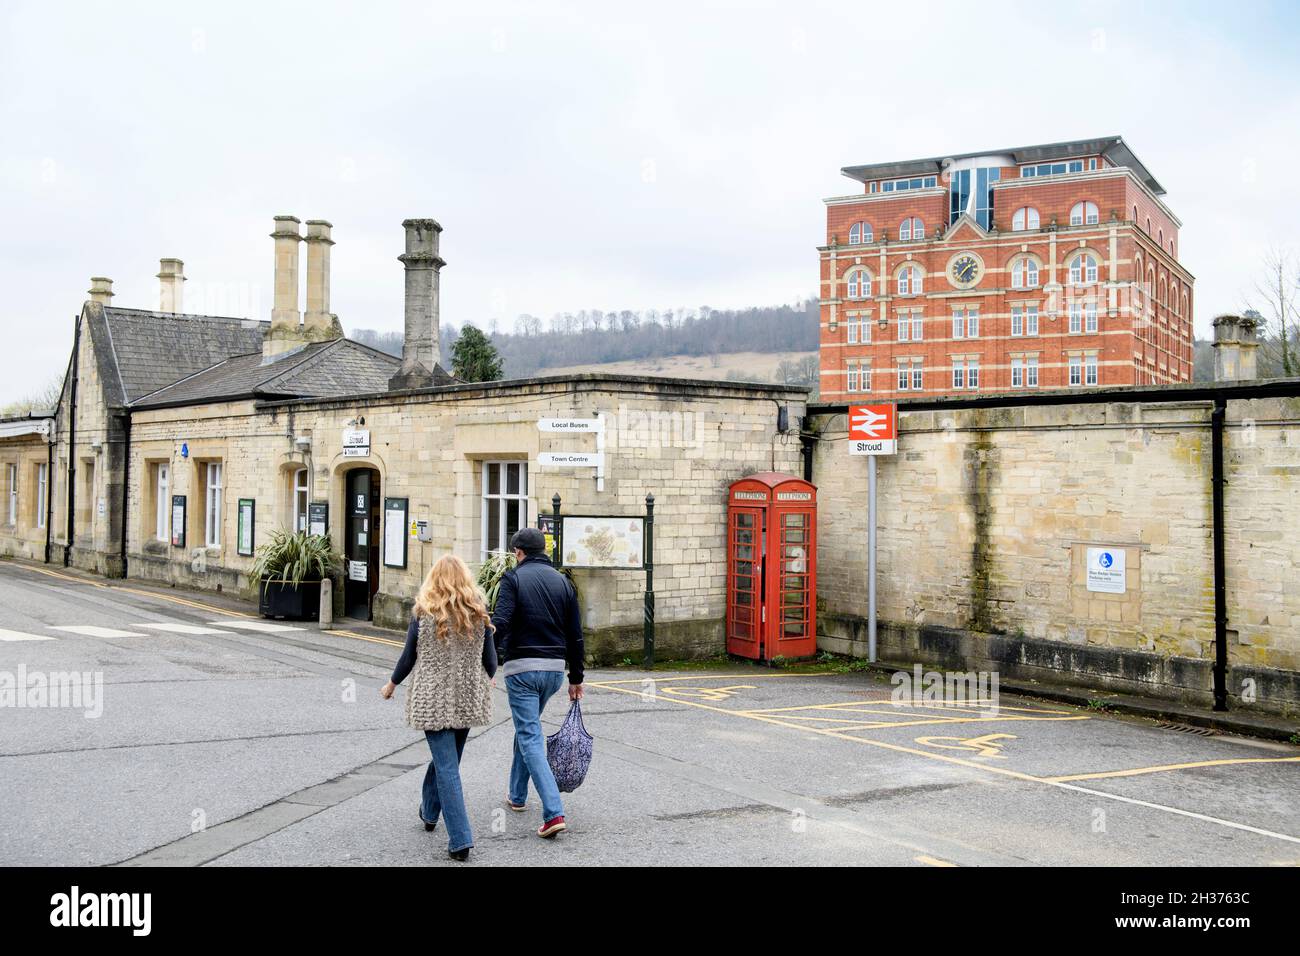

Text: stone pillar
xmin=389 ymin=218 xmax=448 ymax=390
xmin=157 ymin=258 xmax=185 ymax=313
xmin=303 ymin=220 xmax=340 ymax=337
xmin=88 ymin=277 xmax=114 ymax=305
xmin=1212 ymin=314 xmax=1260 ymax=382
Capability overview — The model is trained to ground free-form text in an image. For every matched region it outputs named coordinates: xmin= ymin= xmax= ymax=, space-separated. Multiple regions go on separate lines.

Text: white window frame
xmin=849 ymin=222 xmax=862 ymax=244
xmin=952 ymin=312 xmax=964 ymax=339
xmin=1069 ymin=302 xmax=1082 ymax=334
xmin=1070 ymin=254 xmax=1098 ymax=285
xmin=7 ymin=463 xmax=16 ymax=526
xmin=1025 ymin=304 xmax=1039 ymax=336
xmin=952 ymin=360 xmax=965 ymax=389
xmin=847 ymin=269 xmax=870 ymax=300
xmin=1085 ymin=355 xmax=1099 ymax=386
xmin=1011 ymin=358 xmax=1023 ymax=388
xmin=911 ymin=311 xmax=924 ymax=341
xmin=1085 ymin=301 xmax=1098 ymax=333
xmin=36 ymin=462 xmax=47 ymax=530
xmin=1068 ymin=356 xmax=1083 ymax=387
xmin=911 ymin=361 xmax=922 ymax=391
xmin=1027 ymin=356 xmax=1039 ymax=387
xmin=1012 ymin=207 xmax=1041 ymax=231
xmin=481 ymin=460 xmax=529 ymax=559
xmin=1012 ymin=258 xmax=1039 ymax=289
xmin=294 ymin=467 xmax=309 ymax=532
xmin=897 ymin=265 xmax=922 ymax=296
xmin=155 ymin=463 xmax=170 ymax=541
xmin=861 ymin=365 xmax=872 ymax=392
xmin=897 ymin=312 xmax=910 ymax=341
xmin=967 ymin=359 xmax=979 ymax=390
xmin=897 ymin=363 xmax=909 ymax=391
xmin=847 ymin=363 xmax=860 ymax=392
xmin=204 ymin=462 xmax=223 ymax=548
xmin=1011 ymin=306 xmax=1023 ymax=337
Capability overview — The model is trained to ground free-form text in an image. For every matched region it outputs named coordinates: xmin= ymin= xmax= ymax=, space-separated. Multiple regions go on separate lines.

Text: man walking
xmin=491 ymin=527 xmax=584 ymax=838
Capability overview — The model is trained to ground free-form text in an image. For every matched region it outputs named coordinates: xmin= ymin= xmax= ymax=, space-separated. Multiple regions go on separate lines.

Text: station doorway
xmin=343 ymin=468 xmax=381 ymax=619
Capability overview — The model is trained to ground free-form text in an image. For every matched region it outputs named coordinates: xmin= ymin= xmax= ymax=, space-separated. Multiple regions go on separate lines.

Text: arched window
xmin=1147 ymin=266 xmax=1156 ymax=299
xmin=1011 ymin=256 xmax=1040 ymax=289
xmin=1159 ymin=277 xmax=1168 ymax=307
xmin=1158 ymin=228 xmax=1164 ymax=247
xmin=849 ymin=222 xmax=872 ymax=245
xmin=1069 ymin=252 xmax=1098 ymax=285
xmin=898 ymin=217 xmax=923 ymax=241
xmin=1132 ymin=204 xmax=1139 ymax=223
xmin=1170 ymin=280 xmax=1180 ymax=314
xmin=1169 ymin=238 xmax=1175 ymax=255
xmin=1182 ymin=290 xmax=1189 ymax=320
xmin=1146 ymin=217 xmax=1152 ymax=235
xmin=845 ymin=268 xmax=872 ymax=300
xmin=1011 ymin=207 xmax=1040 ymax=231
xmin=896 ymin=264 xmax=923 ymax=296
xmin=1070 ymin=201 xmax=1099 ymax=226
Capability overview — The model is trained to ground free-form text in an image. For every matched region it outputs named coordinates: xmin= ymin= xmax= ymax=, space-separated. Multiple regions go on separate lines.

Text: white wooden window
xmin=482 ymin=461 xmax=528 ymax=559
xmin=1069 ymin=356 xmax=1083 ymax=387
xmin=847 ymin=363 xmax=860 ymax=392
xmin=1011 ymin=207 xmax=1040 ymax=231
xmin=967 ymin=359 xmax=979 ymax=389
xmin=846 ymin=269 xmax=870 ymax=300
xmin=293 ymin=468 xmax=309 ymax=532
xmin=36 ymin=463 xmax=47 ymax=530
xmin=897 ymin=265 xmax=922 ymax=296
xmin=1011 ymin=358 xmax=1024 ymax=388
xmin=1085 ymin=301 xmax=1098 ymax=333
xmin=1069 ymin=302 xmax=1082 ymax=334
xmin=848 ymin=222 xmax=872 ymax=244
xmin=1070 ymin=201 xmax=1099 ymax=226
xmin=1070 ymin=254 xmax=1098 ymax=285
xmin=952 ymin=360 xmax=965 ymax=389
xmin=861 ymin=365 xmax=872 ymax=392
xmin=154 ymin=463 xmax=170 ymax=541
xmin=1012 ymin=258 xmax=1038 ymax=288
xmin=897 ymin=362 xmax=908 ymax=391
xmin=911 ymin=311 xmax=924 ymax=341
xmin=1086 ymin=355 xmax=1099 ymax=386
xmin=1027 ymin=356 xmax=1039 ymax=387
xmin=911 ymin=361 xmax=923 ymax=391
xmin=897 ymin=312 xmax=910 ymax=341
xmin=898 ymin=217 xmax=923 ymax=241
xmin=204 ymin=462 xmax=223 ymax=548
xmin=7 ymin=464 xmax=16 ymax=525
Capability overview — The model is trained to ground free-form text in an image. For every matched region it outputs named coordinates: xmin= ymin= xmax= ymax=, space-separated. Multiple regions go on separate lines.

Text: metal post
xmin=551 ymin=493 xmax=562 ymax=566
xmin=867 ymin=455 xmax=877 ymax=663
xmin=643 ymin=493 xmax=655 ymax=669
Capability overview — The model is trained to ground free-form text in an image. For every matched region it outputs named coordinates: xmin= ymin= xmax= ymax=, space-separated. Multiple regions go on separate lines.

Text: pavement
xmin=2 ymin=557 xmax=1299 ymax=867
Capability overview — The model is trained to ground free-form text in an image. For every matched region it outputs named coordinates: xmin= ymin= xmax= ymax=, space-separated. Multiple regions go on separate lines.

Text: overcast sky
xmin=2 ymin=0 xmax=1298 ymax=399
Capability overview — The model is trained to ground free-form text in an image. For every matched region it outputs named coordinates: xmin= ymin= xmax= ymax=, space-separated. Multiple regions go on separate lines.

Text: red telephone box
xmin=726 ymin=473 xmax=817 ymax=661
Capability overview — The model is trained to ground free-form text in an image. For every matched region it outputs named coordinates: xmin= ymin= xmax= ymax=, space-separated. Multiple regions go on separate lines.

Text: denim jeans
xmin=506 ymin=671 xmax=566 ymax=822
xmin=421 ymin=727 xmax=473 ymax=853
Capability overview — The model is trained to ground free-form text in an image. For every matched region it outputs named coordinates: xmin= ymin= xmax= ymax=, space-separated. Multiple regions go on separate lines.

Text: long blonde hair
xmin=413 ymin=555 xmax=494 ymax=642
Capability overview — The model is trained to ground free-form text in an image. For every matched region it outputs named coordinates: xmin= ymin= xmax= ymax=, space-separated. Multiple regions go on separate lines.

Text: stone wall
xmin=810 ymin=394 xmax=1300 ymax=715
xmin=0 ymin=430 xmax=53 ymax=562
xmin=126 ymin=376 xmax=805 ymax=661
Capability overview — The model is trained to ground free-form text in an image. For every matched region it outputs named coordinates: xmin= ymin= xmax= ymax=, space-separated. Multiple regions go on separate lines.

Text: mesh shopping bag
xmin=546 ymin=699 xmax=594 ymax=793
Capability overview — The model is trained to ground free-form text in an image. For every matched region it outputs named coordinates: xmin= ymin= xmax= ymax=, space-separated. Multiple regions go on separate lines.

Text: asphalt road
xmin=2 ymin=559 xmax=1298 ymax=867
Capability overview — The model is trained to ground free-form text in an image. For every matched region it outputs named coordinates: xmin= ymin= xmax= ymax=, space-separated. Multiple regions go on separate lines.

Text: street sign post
xmin=848 ymin=404 xmax=897 ymax=662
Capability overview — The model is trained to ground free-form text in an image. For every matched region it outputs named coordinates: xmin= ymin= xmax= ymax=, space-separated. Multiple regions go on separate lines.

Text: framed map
xmin=561 ymin=516 xmax=645 ymax=569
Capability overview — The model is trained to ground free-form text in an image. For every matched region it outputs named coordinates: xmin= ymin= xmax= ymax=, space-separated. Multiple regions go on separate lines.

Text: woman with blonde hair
xmin=381 ymin=554 xmax=497 ymax=862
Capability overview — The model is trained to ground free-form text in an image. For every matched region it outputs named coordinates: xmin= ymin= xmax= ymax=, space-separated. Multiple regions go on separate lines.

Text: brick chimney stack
xmin=157 ymin=258 xmax=185 ymax=313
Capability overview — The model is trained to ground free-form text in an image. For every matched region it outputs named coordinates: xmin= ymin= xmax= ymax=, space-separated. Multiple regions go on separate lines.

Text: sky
xmin=2 ymin=0 xmax=1298 ymax=400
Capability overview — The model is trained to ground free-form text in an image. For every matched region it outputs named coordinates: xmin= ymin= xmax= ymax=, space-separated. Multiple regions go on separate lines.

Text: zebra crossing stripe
xmin=205 ymin=620 xmax=305 ymax=633
xmin=135 ymin=623 xmax=232 ymax=635
xmin=0 ymin=628 xmax=55 ymax=642
xmin=50 ymin=625 xmax=146 ymax=638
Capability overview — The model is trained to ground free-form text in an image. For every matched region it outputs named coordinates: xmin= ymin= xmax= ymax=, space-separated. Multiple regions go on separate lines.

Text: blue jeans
xmin=506 ymin=671 xmax=566 ymax=822
xmin=421 ymin=727 xmax=473 ymax=853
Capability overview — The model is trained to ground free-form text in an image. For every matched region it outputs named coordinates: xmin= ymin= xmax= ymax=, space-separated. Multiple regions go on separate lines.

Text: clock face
xmin=950 ymin=254 xmax=981 ymax=287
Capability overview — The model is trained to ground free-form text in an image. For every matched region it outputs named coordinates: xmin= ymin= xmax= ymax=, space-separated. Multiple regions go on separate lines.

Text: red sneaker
xmin=537 ymin=816 xmax=567 ymax=838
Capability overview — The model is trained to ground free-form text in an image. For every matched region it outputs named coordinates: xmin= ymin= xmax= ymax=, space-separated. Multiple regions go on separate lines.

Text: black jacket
xmin=491 ymin=554 xmax=584 ymax=684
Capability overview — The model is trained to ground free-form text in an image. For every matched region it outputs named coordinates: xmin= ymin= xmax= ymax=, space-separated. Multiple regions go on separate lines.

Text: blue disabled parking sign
xmin=1086 ymin=547 xmax=1126 ymax=594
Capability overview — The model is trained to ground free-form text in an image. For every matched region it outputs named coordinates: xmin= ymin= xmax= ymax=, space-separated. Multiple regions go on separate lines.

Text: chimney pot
xmin=88 ymin=277 xmax=114 ymax=306
xmin=156 ymin=258 xmax=186 ymax=313
xmin=1212 ymin=314 xmax=1260 ymax=382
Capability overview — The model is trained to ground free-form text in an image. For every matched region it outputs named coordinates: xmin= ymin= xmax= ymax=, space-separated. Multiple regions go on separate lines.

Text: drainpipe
xmin=1210 ymin=398 xmax=1228 ymax=712
xmin=64 ymin=314 xmax=81 ymax=567
xmin=44 ymin=432 xmax=53 ymax=564
xmin=119 ymin=413 xmax=130 ymax=578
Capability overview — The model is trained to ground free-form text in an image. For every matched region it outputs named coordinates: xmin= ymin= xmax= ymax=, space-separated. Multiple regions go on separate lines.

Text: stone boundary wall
xmin=809 ymin=395 xmax=1300 ymax=716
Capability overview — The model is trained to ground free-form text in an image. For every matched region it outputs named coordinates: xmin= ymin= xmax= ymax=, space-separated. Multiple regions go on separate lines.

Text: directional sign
xmin=538 ymin=452 xmax=605 ymax=468
xmin=538 ymin=418 xmax=603 ymax=433
xmin=848 ymin=403 xmax=897 ymax=455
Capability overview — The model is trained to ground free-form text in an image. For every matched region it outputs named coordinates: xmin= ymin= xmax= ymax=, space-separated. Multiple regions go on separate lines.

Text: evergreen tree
xmin=450 ymin=325 xmax=504 ymax=382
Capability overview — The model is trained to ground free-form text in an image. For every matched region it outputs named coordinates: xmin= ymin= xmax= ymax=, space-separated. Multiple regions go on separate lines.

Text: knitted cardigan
xmin=403 ymin=615 xmax=494 ymax=731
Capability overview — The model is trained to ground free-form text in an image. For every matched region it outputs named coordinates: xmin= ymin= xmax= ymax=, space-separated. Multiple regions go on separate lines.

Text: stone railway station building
xmin=3 ymin=204 xmax=1299 ymax=717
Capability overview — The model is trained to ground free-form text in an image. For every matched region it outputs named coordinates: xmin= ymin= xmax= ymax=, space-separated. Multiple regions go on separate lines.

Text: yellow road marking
xmin=592 ymin=672 xmax=837 ymax=685
xmin=915 ymin=733 xmax=1016 ymax=758
xmin=662 ymin=684 xmax=756 ymax=701
xmin=748 ymin=699 xmax=1081 ymax=717
xmin=1044 ymin=756 xmax=1300 ymax=783
xmin=583 ymin=677 xmax=1300 ymax=845
xmin=915 ymin=855 xmax=957 ymax=867
xmin=329 ymin=629 xmax=405 ymax=649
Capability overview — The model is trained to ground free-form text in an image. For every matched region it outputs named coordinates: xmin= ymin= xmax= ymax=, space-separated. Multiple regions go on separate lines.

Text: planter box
xmin=258 ymin=580 xmax=322 ymax=621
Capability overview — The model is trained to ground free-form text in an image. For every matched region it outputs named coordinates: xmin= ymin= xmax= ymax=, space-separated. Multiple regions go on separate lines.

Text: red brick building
xmin=818 ymin=137 xmax=1193 ymax=400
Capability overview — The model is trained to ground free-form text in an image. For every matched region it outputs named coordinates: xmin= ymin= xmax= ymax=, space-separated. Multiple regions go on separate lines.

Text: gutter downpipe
xmin=1210 ymin=397 xmax=1228 ymax=712
xmin=64 ymin=314 xmax=80 ymax=568
xmin=43 ymin=431 xmax=53 ymax=563
xmin=119 ymin=412 xmax=130 ymax=577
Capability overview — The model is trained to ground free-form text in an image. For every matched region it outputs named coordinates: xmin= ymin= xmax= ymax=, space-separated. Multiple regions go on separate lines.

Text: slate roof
xmin=96 ymin=307 xmax=268 ymax=406
xmin=130 ymin=337 xmax=400 ymax=409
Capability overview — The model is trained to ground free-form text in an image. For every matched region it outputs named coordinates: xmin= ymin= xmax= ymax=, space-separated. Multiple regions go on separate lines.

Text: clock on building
xmin=948 ymin=253 xmax=983 ymax=289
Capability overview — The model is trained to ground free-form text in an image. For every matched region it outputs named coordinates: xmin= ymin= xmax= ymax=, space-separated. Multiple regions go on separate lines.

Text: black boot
xmin=420 ymin=812 xmax=436 ymax=833
xmin=448 ymin=848 xmax=470 ymax=862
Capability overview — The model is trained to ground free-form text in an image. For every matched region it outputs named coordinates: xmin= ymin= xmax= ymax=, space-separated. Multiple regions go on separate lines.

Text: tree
xmin=450 ymin=325 xmax=504 ymax=382
xmin=0 ymin=374 xmax=64 ymax=417
xmin=1244 ymin=248 xmax=1300 ymax=377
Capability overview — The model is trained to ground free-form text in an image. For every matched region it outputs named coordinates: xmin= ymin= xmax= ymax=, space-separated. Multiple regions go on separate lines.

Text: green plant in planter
xmin=475 ymin=549 xmax=580 ymax=612
xmin=251 ymin=530 xmax=342 ymax=596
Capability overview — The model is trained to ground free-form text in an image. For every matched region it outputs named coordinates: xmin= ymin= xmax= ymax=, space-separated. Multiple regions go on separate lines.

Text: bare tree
xmin=1244 ymin=247 xmax=1300 ymax=377
xmin=0 ymin=374 xmax=64 ymax=417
